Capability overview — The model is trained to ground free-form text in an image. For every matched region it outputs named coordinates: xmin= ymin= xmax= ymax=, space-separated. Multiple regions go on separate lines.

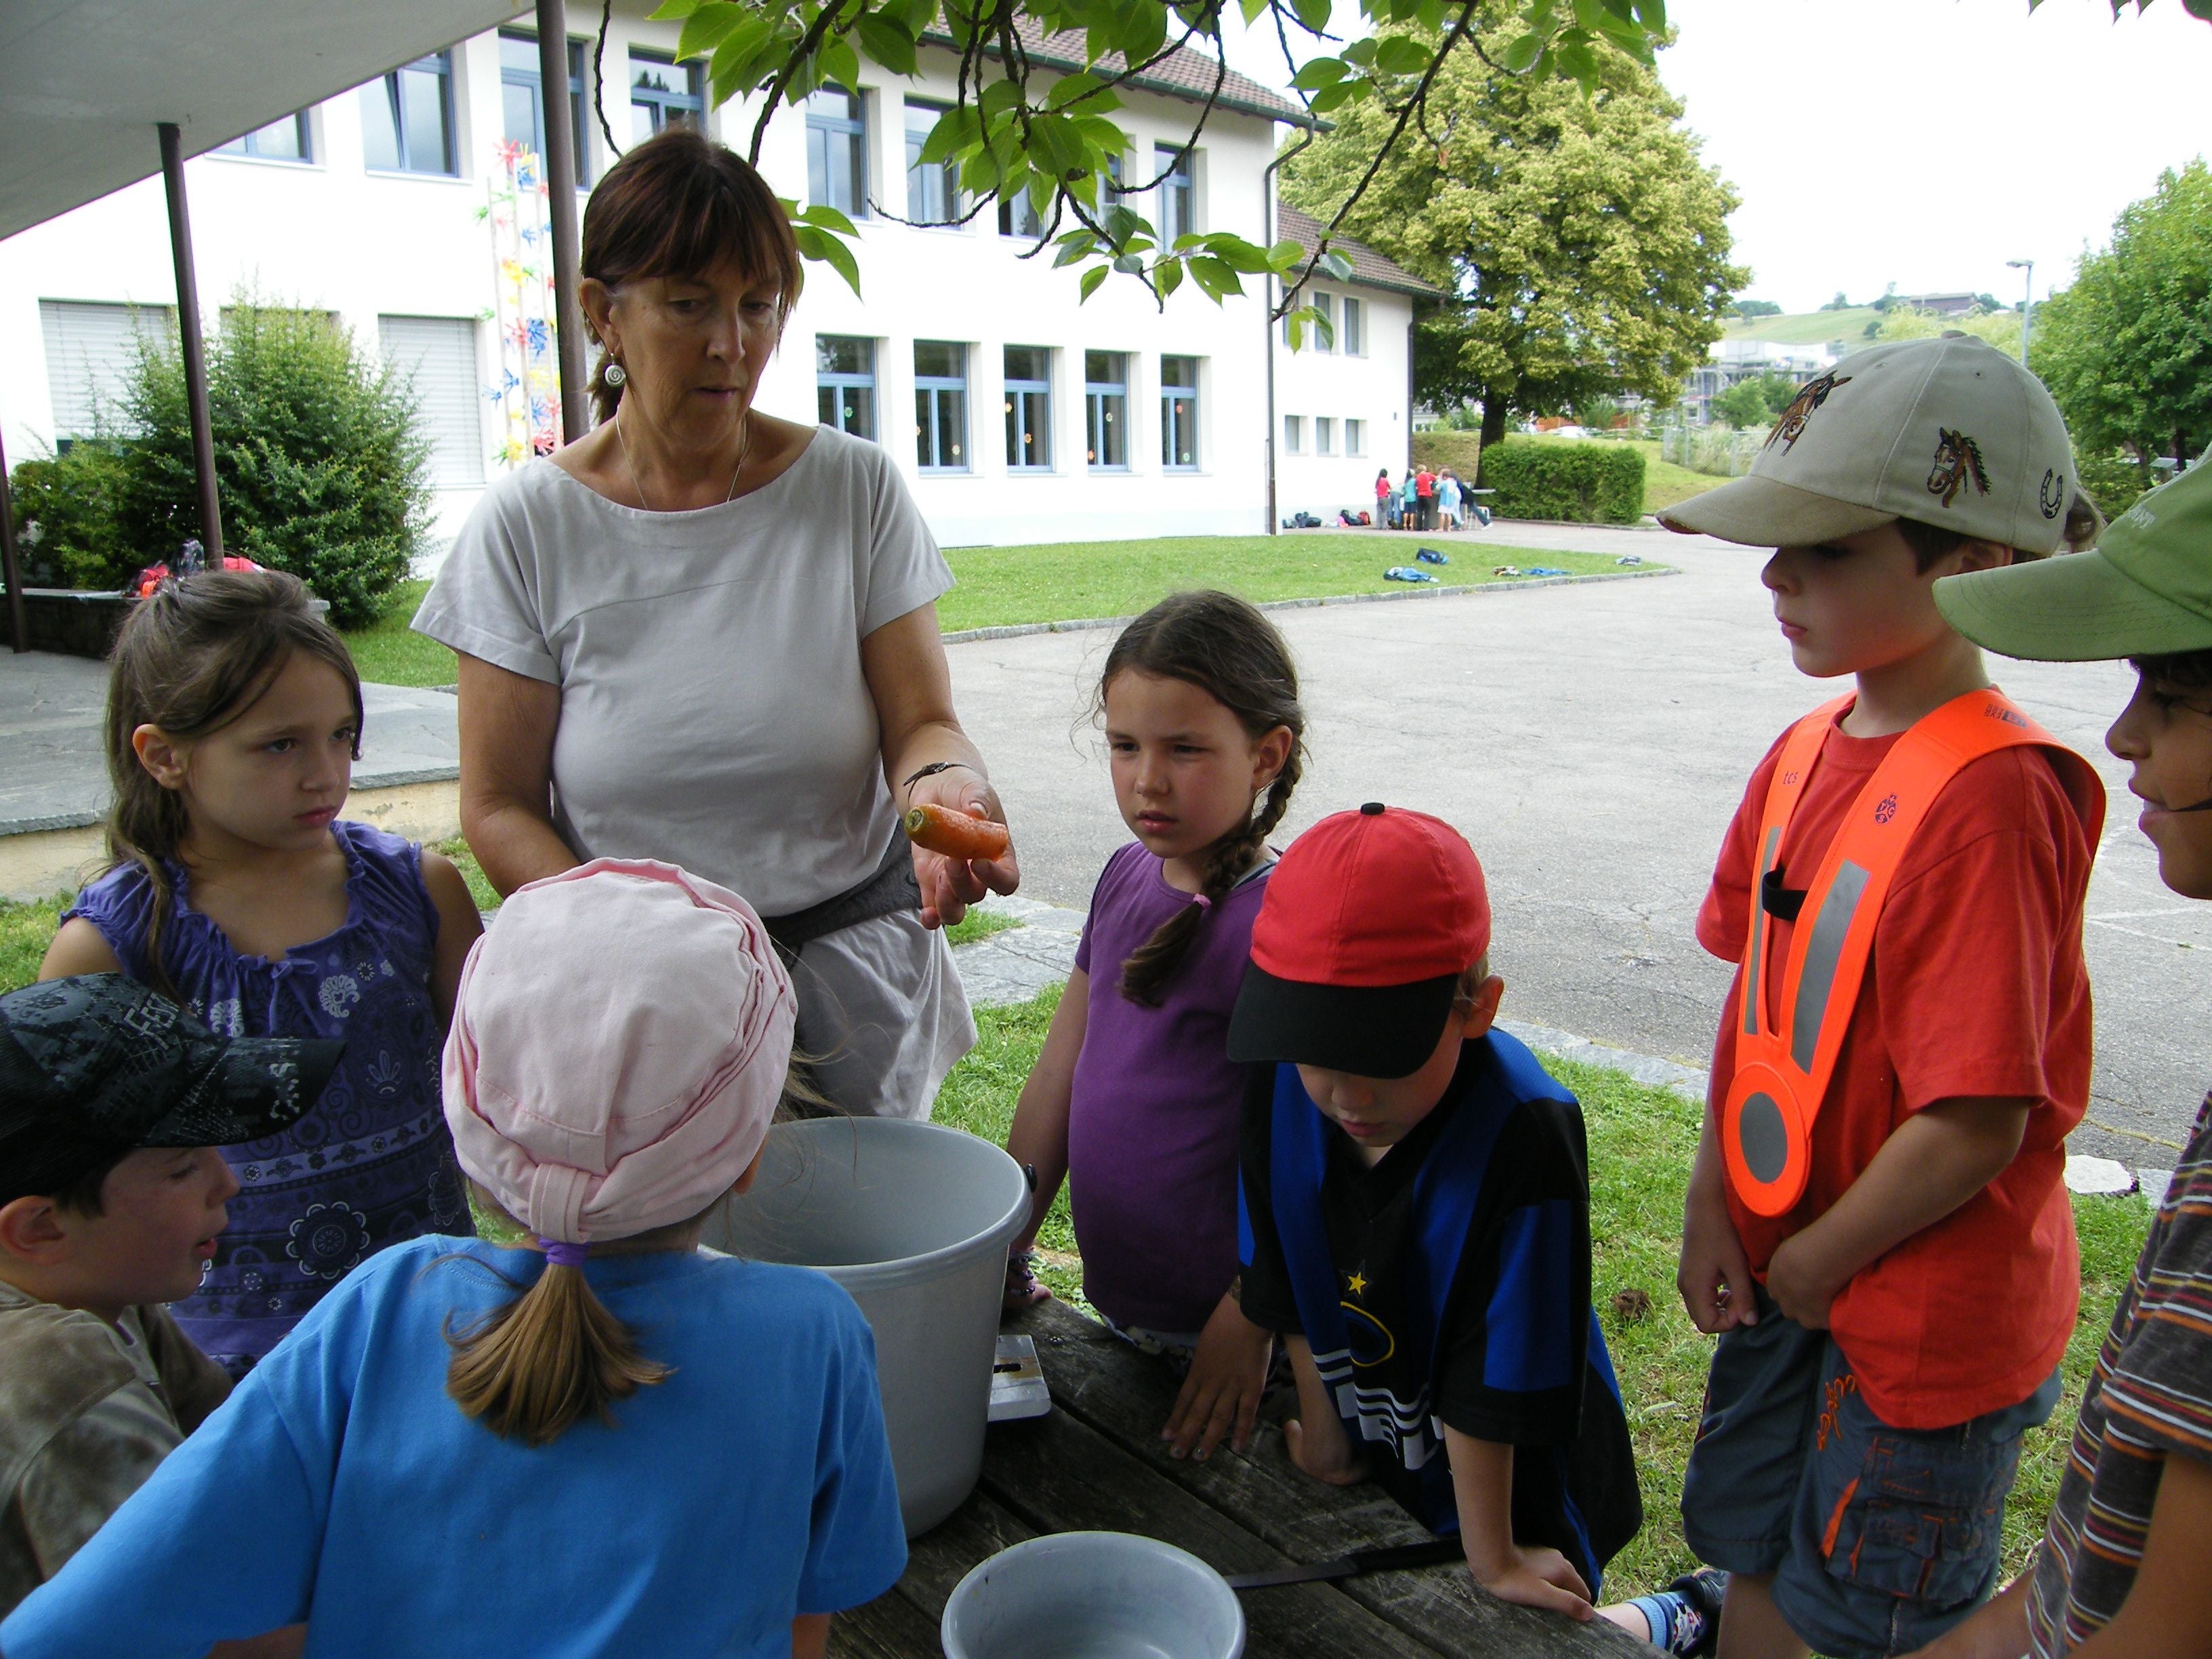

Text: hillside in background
xmin=1721 ymin=308 xmax=1881 ymax=344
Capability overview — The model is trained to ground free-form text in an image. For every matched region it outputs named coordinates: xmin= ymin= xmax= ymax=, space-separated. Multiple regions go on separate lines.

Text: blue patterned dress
xmin=66 ymin=821 xmax=469 ymax=1375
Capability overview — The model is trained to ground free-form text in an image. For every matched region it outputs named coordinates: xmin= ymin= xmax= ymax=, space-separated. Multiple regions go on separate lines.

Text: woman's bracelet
xmin=899 ymin=760 xmax=981 ymax=794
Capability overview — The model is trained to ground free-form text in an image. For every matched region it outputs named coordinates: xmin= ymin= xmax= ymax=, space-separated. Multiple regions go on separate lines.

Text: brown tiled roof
xmin=924 ymin=20 xmax=1313 ymax=126
xmin=1275 ymin=203 xmax=1444 ymax=298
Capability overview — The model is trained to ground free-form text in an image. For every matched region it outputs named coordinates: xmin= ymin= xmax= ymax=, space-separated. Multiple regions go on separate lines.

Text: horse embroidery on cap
xmin=1764 ymin=372 xmax=1852 ymax=453
xmin=1927 ymin=429 xmax=1990 ymax=508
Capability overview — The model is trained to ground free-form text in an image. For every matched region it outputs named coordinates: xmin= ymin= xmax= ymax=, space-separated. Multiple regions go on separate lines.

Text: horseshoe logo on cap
xmin=2039 ymin=468 xmax=2064 ymax=520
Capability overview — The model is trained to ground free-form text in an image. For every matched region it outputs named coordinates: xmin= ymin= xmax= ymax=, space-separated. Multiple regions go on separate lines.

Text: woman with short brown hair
xmin=415 ymin=130 xmax=1015 ymax=1118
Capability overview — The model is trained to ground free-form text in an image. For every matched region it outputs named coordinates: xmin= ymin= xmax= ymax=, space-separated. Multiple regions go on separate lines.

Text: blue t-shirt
xmin=0 ymin=1237 xmax=907 ymax=1659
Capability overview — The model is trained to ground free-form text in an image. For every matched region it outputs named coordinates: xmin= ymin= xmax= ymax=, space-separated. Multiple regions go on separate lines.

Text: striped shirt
xmin=2027 ymin=1092 xmax=2212 ymax=1655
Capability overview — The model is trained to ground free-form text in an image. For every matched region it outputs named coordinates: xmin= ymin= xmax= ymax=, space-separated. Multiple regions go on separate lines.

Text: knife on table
xmin=1223 ymin=1538 xmax=1466 ymax=1591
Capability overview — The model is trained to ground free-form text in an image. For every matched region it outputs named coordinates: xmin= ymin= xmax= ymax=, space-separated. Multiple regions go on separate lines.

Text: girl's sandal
xmin=1004 ymin=1249 xmax=1051 ymax=1311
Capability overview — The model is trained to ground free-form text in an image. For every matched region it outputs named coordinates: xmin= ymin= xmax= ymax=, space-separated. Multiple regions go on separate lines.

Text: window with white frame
xmin=1004 ymin=346 xmax=1052 ymax=470
xmin=817 ymin=336 xmax=876 ymax=439
xmin=1283 ymin=414 xmax=1304 ymax=455
xmin=905 ymin=100 xmax=959 ymax=222
xmin=380 ymin=316 xmax=485 ymax=487
xmin=500 ymin=31 xmax=591 ymax=183
xmin=1311 ymin=291 xmax=1336 ymax=351
xmin=1346 ymin=417 xmax=1366 ymax=456
xmin=1153 ymin=145 xmax=1194 ymax=245
xmin=914 ymin=341 xmax=968 ymax=470
xmin=1316 ymin=416 xmax=1336 ymax=456
xmin=218 ymin=111 xmax=312 ymax=163
xmin=39 ymin=300 xmax=176 ymax=438
xmin=1085 ymin=351 xmax=1128 ymax=470
xmin=1160 ymin=356 xmax=1199 ymax=470
xmin=1341 ymin=295 xmax=1364 ymax=356
xmin=806 ymin=87 xmax=867 ymax=217
xmin=999 ymin=188 xmax=1044 ymax=239
xmin=361 ymin=51 xmax=455 ymax=176
xmin=630 ymin=49 xmax=703 ymax=142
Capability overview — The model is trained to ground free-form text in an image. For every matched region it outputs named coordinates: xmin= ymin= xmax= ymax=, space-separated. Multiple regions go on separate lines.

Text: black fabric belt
xmin=761 ymin=834 xmax=920 ymax=966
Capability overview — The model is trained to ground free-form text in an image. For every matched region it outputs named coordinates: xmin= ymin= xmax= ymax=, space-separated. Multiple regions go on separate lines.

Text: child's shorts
xmin=1679 ymin=1290 xmax=2059 ymax=1659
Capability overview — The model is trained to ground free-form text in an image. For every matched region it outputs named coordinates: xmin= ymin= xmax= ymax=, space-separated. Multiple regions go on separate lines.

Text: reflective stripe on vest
xmin=1721 ymin=688 xmax=2106 ymax=1218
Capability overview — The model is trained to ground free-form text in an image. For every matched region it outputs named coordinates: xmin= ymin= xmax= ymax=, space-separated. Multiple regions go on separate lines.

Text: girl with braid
xmin=1003 ymin=590 xmax=1305 ymax=1463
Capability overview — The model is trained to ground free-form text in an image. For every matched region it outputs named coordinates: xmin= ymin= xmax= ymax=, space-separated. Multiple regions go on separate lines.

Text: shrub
xmin=2075 ymin=451 xmax=2154 ymax=522
xmin=7 ymin=443 xmax=135 ymax=589
xmin=1411 ymin=432 xmax=1483 ymax=478
xmin=112 ymin=300 xmax=431 ymax=626
xmin=1479 ymin=438 xmax=1645 ymax=524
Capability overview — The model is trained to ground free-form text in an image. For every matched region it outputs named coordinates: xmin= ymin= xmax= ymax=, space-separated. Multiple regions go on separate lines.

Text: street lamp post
xmin=2006 ymin=258 xmax=2034 ymax=369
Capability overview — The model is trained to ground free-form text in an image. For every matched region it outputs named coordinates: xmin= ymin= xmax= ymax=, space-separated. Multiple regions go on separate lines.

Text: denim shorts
xmin=1679 ymin=1293 xmax=2059 ymax=1658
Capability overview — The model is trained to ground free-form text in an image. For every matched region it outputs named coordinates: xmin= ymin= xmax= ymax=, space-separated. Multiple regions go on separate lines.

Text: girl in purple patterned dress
xmin=41 ymin=573 xmax=480 ymax=1376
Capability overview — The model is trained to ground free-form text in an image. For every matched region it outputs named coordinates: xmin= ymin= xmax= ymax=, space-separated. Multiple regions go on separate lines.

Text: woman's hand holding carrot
xmin=903 ymin=771 xmax=1018 ymax=930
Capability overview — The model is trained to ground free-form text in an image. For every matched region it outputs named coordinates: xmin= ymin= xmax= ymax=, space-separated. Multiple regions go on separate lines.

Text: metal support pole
xmin=0 ymin=422 xmax=26 ymax=652
xmin=1261 ymin=159 xmax=1282 ymax=537
xmin=158 ymin=122 xmax=224 ymax=561
xmin=536 ymin=0 xmax=591 ymax=443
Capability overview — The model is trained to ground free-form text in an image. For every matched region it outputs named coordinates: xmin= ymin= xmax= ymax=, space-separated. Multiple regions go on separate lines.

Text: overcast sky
xmin=1216 ymin=0 xmax=2212 ymax=314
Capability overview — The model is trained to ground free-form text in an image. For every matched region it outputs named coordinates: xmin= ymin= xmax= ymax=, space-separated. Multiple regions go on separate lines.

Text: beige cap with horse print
xmin=1658 ymin=333 xmax=2080 ymax=555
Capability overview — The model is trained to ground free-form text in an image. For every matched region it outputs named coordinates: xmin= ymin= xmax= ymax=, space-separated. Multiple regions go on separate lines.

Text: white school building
xmin=0 ymin=5 xmax=1437 ymax=555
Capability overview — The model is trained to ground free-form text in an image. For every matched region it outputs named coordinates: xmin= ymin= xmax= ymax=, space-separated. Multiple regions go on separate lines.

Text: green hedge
xmin=1410 ymin=432 xmax=1483 ymax=478
xmin=1479 ymin=438 xmax=1645 ymax=525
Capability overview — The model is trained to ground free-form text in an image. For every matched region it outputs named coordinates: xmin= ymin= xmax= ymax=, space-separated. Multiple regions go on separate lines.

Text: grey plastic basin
xmin=942 ymin=1532 xmax=1247 ymax=1659
xmin=699 ymin=1116 xmax=1030 ymax=1536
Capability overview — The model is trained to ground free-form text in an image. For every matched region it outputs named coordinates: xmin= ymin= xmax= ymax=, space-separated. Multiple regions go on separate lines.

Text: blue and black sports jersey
xmin=1239 ymin=1031 xmax=1641 ymax=1589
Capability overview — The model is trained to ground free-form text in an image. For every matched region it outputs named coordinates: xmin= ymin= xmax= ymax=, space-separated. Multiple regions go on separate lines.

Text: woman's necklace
xmin=615 ymin=410 xmax=752 ymax=512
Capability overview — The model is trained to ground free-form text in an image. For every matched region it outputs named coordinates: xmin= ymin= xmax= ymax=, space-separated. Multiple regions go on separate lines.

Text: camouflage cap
xmin=0 ymin=975 xmax=340 ymax=1200
xmin=1660 ymin=333 xmax=2078 ymax=555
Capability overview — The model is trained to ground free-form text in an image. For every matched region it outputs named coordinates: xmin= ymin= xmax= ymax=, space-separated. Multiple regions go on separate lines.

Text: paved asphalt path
xmin=944 ymin=522 xmax=2209 ymax=1163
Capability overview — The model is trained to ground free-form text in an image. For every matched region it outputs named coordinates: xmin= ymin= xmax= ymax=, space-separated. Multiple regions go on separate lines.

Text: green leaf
xmin=1635 ymin=0 xmax=1667 ymax=29
xmin=1113 ymin=253 xmax=1145 ymax=275
xmin=1501 ymin=30 xmax=1546 ymax=73
xmin=792 ymin=224 xmax=863 ymax=296
xmin=646 ymin=0 xmax=702 ymax=19
xmin=1046 ymin=70 xmax=1120 ymax=113
xmin=1188 ymin=256 xmax=1243 ymax=298
xmin=1025 ymin=112 xmax=1086 ymax=180
xmin=1340 ymin=37 xmax=1378 ymax=66
xmin=796 ymin=201 xmax=857 ymax=235
xmin=1285 ymin=312 xmax=1305 ymax=352
xmin=1103 ymin=203 xmax=1142 ymax=247
xmin=1292 ymin=0 xmax=1332 ymax=30
xmin=1266 ymin=238 xmax=1304 ymax=271
xmin=900 ymin=0 xmax=939 ymax=34
xmin=817 ymin=35 xmax=863 ymax=94
xmin=918 ymin=102 xmax=980 ymax=165
xmin=1372 ymin=35 xmax=1431 ymax=75
xmin=1307 ymin=81 xmax=1360 ymax=114
xmin=677 ymin=0 xmax=747 ymax=60
xmin=1319 ymin=249 xmax=1353 ymax=281
xmin=1153 ymin=258 xmax=1185 ymax=298
xmin=980 ymin=76 xmax=1024 ymax=123
xmin=1207 ymin=234 xmax=1274 ymax=275
xmin=855 ymin=12 xmax=918 ymax=75
xmin=1290 ymin=56 xmax=1348 ymax=91
xmin=1078 ymin=265 xmax=1109 ymax=303
xmin=1238 ymin=0 xmax=1269 ymax=23
xmin=1052 ymin=232 xmax=1099 ymax=268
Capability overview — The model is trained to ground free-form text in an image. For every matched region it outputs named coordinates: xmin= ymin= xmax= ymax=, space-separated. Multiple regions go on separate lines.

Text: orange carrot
xmin=903 ymin=802 xmax=1011 ymax=861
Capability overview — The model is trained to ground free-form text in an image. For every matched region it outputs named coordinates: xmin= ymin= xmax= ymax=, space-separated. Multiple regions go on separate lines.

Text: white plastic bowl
xmin=941 ymin=1532 xmax=1247 ymax=1659
xmin=699 ymin=1116 xmax=1029 ymax=1536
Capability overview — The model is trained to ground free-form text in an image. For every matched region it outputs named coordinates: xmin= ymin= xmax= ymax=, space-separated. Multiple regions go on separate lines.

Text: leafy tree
xmin=1820 ymin=291 xmax=1856 ymax=311
xmin=1711 ymin=373 xmax=1795 ymax=429
xmin=1276 ymin=17 xmax=1742 ymax=460
xmin=1872 ymin=304 xmax=2022 ymax=359
xmin=116 ymin=301 xmax=431 ymax=626
xmin=646 ymin=0 xmax=1674 ymax=329
xmin=1732 ymin=299 xmax=1782 ymax=319
xmin=2032 ymin=158 xmax=2212 ymax=470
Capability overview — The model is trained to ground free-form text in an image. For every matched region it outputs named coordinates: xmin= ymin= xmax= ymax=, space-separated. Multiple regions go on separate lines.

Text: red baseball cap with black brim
xmin=1227 ymin=804 xmax=1492 ymax=1080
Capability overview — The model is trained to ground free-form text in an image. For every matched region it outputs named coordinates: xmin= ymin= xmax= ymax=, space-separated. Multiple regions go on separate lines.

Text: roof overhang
xmin=0 ymin=0 xmax=529 ymax=242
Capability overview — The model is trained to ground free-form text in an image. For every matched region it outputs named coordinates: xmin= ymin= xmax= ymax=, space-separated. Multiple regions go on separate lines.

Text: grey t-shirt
xmin=413 ymin=426 xmax=955 ymax=916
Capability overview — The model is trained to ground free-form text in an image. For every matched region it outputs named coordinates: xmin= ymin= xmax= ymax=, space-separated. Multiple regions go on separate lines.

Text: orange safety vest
xmin=1722 ymin=687 xmax=2106 ymax=1218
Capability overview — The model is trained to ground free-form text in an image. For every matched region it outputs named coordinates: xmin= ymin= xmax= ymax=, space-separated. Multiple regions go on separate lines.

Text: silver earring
xmin=604 ymin=361 xmax=626 ymax=388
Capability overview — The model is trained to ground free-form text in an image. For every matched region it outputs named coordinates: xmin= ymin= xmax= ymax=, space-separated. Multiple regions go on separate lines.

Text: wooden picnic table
xmin=833 ymin=1298 xmax=1648 ymax=1658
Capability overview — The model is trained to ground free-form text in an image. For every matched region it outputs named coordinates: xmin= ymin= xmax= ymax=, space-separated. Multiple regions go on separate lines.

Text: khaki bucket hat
xmin=1935 ymin=459 xmax=2212 ymax=661
xmin=1660 ymin=333 xmax=2078 ymax=555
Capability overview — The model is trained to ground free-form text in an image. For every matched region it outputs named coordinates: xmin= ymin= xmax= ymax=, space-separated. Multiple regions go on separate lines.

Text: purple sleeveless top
xmin=65 ymin=821 xmax=469 ymax=1375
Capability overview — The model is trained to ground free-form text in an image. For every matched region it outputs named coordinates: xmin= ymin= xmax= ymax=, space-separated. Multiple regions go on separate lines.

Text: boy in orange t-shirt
xmin=1657 ymin=335 xmax=2106 ymax=1659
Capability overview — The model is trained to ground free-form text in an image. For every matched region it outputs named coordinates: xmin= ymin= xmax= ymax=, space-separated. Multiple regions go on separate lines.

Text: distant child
xmin=39 ymin=571 xmax=482 ymax=1376
xmin=1401 ymin=470 xmax=1420 ymax=529
xmin=1002 ymin=590 xmax=1302 ymax=1462
xmin=1228 ymin=805 xmax=1642 ymax=1620
xmin=1657 ymin=333 xmax=2108 ymax=1658
xmin=1377 ymin=468 xmax=1399 ymax=529
xmin=1437 ymin=469 xmax=1462 ymax=531
xmin=0 ymin=974 xmax=332 ymax=1622
xmin=1415 ymin=465 xmax=1438 ymax=531
xmin=0 ymin=861 xmax=907 ymax=1659
xmin=1910 ymin=460 xmax=2212 ymax=1657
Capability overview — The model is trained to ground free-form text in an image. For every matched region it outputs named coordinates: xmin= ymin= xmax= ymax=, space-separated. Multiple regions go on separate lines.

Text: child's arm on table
xmin=37 ymin=920 xmax=124 ymax=979
xmin=1280 ymin=1336 xmax=1365 ymax=1486
xmin=792 ymin=1614 xmax=830 ymax=1659
xmin=1442 ymin=1427 xmax=1595 ymax=1621
xmin=1002 ymin=969 xmax=1088 ymax=1258
xmin=1908 ymin=1454 xmax=2212 ymax=1659
xmin=1763 ymin=1094 xmax=2032 ymax=1328
xmin=1162 ymin=1288 xmax=1272 ymax=1461
xmin=420 ymin=847 xmax=485 ymax=1029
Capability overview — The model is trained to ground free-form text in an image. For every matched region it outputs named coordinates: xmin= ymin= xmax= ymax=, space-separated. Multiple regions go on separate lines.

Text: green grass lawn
xmin=1622 ymin=439 xmax=1723 ymax=516
xmin=342 ymin=542 xmax=1664 ymax=687
xmin=928 ymin=985 xmax=2153 ymax=1599
xmin=0 ymin=891 xmax=68 ymax=995
xmin=1723 ymin=308 xmax=1883 ymax=346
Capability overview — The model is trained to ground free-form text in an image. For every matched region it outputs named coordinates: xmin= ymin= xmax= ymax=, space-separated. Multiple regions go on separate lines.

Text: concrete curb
xmin=940 ymin=565 xmax=1677 ymax=646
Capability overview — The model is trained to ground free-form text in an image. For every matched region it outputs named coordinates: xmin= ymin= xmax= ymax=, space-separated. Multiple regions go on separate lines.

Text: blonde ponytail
xmin=443 ymin=1254 xmax=669 ymax=1446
